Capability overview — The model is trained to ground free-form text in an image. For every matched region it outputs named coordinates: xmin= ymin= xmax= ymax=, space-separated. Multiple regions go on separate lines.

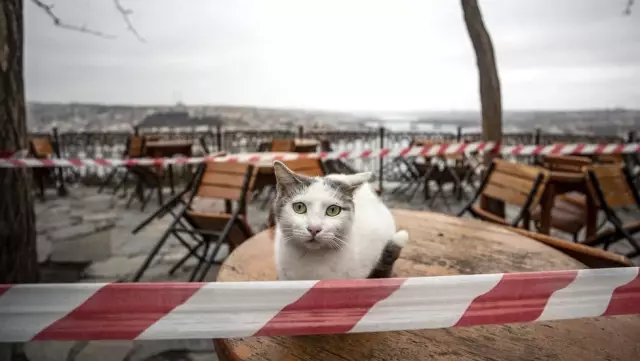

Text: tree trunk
xmin=461 ymin=0 xmax=504 ymax=217
xmin=0 ymin=0 xmax=38 ymax=285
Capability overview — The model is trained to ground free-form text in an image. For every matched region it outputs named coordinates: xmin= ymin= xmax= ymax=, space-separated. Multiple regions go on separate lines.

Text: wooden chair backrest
xmin=543 ymin=155 xmax=592 ymax=173
xmin=482 ymin=159 xmax=549 ymax=211
xmin=280 ymin=158 xmax=325 ymax=177
xmin=586 ymin=164 xmax=638 ymax=209
xmin=595 ymin=154 xmax=624 ymax=164
xmin=127 ymin=135 xmax=145 ymax=157
xmin=195 ymin=161 xmax=256 ymax=201
xmin=30 ymin=137 xmax=55 ymax=158
xmin=271 ymin=139 xmax=296 ymax=152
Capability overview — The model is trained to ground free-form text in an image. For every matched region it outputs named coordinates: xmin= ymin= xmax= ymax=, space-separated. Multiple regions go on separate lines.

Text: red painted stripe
xmin=455 ymin=271 xmax=577 ymax=327
xmin=603 ymin=271 xmax=640 ymax=316
xmin=33 ymin=283 xmax=203 ymax=340
xmin=69 ymin=158 xmax=84 ymax=167
xmin=254 ymin=278 xmax=406 ymax=337
xmin=419 ymin=145 xmax=433 ymax=156
xmin=94 ymin=159 xmax=111 ymax=166
xmin=10 ymin=159 xmax=27 ymax=167
xmin=612 ymin=144 xmax=625 ymax=154
xmin=152 ymin=158 xmax=163 ymax=166
xmin=550 ymin=144 xmax=564 ymax=155
xmin=41 ymin=159 xmax=55 ymax=167
xmin=0 ymin=285 xmax=11 ymax=297
xmin=437 ymin=144 xmax=450 ymax=155
xmin=573 ymin=144 xmax=585 ymax=155
xmin=456 ymin=143 xmax=468 ymax=154
xmin=512 ymin=145 xmax=525 ymax=155
xmin=338 ymin=151 xmax=350 ymax=159
xmin=360 ymin=149 xmax=372 ymax=158
xmin=318 ymin=152 xmax=328 ymax=159
xmin=399 ymin=148 xmax=411 ymax=157
xmin=379 ymin=148 xmax=391 ymax=158
xmin=595 ymin=144 xmax=607 ymax=154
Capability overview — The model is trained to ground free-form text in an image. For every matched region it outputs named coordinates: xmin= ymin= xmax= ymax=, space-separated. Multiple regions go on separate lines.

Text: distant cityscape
xmin=27 ymin=102 xmax=640 ymax=136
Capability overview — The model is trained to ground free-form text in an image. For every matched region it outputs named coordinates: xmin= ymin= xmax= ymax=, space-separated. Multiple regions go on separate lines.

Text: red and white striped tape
xmin=1 ymin=267 xmax=639 ymax=341
xmin=1 ymin=142 xmax=638 ymax=168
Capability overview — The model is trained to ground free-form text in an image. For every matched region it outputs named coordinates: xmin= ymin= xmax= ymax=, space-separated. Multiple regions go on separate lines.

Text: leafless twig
xmin=624 ymin=0 xmax=635 ymax=15
xmin=30 ymin=0 xmax=116 ymax=39
xmin=113 ymin=0 xmax=146 ymax=42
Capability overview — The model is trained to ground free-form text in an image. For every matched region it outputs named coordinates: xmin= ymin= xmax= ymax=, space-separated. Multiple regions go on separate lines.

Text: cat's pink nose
xmin=307 ymin=227 xmax=322 ymax=236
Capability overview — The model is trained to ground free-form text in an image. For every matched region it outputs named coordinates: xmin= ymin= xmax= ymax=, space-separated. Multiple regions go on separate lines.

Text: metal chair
xmin=131 ymin=160 xmax=255 ymax=282
xmin=583 ymin=163 xmax=640 ymax=258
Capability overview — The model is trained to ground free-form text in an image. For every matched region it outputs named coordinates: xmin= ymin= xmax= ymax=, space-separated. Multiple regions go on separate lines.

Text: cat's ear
xmin=273 ymin=161 xmax=312 ymax=195
xmin=340 ymin=172 xmax=372 ymax=189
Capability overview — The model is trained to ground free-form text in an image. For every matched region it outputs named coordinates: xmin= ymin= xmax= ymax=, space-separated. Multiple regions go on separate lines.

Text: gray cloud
xmin=25 ymin=0 xmax=640 ymax=111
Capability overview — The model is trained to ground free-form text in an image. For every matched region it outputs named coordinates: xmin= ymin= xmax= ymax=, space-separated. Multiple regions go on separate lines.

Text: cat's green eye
xmin=292 ymin=202 xmax=307 ymax=214
xmin=325 ymin=205 xmax=342 ymax=217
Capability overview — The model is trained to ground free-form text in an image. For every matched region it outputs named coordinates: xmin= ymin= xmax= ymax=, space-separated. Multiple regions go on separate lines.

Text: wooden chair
xmin=507 ymin=226 xmax=633 ymax=268
xmin=529 ymin=155 xmax=594 ymax=241
xmin=270 ymin=139 xmax=296 ymax=152
xmin=583 ymin=164 xmax=640 ymax=258
xmin=131 ymin=161 xmax=256 ymax=282
xmin=29 ymin=136 xmax=66 ymax=198
xmin=458 ymin=159 xmax=549 ymax=227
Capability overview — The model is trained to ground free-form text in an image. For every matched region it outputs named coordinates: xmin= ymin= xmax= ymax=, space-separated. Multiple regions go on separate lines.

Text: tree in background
xmin=460 ymin=0 xmax=504 ymax=216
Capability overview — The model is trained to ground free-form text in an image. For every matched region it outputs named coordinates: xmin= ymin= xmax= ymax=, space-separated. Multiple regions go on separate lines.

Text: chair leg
xmin=190 ymin=239 xmax=211 ymax=282
xmin=196 ymin=236 xmax=229 ymax=282
xmin=97 ymin=168 xmax=119 ymax=193
xmin=169 ymin=241 xmax=205 ymax=276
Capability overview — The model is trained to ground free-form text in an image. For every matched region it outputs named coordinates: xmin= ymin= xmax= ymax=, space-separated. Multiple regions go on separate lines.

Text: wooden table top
xmin=295 ymin=139 xmax=319 ymax=146
xmin=215 ymin=209 xmax=640 ymax=361
xmin=145 ymin=140 xmax=194 ymax=148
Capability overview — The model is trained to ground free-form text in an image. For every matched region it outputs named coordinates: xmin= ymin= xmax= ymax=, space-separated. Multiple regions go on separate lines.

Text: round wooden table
xmin=215 ymin=209 xmax=640 ymax=361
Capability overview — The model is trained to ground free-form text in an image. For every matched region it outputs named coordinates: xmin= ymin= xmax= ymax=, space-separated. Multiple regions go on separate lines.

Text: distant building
xmin=138 ymin=111 xmax=223 ymax=129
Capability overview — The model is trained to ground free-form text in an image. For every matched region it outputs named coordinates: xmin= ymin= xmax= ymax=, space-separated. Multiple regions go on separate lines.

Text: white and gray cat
xmin=272 ymin=161 xmax=408 ymax=281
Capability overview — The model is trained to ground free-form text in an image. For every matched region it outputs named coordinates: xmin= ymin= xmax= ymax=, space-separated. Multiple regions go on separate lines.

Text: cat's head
xmin=273 ymin=161 xmax=371 ymax=250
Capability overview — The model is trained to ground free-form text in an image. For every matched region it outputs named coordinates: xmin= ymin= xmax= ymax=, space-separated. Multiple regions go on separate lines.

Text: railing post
xmin=133 ymin=125 xmax=139 ymax=136
xmin=456 ymin=126 xmax=462 ymax=142
xmin=378 ymin=126 xmax=385 ymax=193
xmin=533 ymin=128 xmax=542 ymax=165
xmin=51 ymin=127 xmax=68 ymax=196
xmin=627 ymin=130 xmax=636 ymax=143
xmin=216 ymin=124 xmax=223 ymax=151
xmin=297 ymin=125 xmax=304 ymax=139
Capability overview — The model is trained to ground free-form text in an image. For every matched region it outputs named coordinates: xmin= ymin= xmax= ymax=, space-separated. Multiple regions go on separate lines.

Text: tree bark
xmin=461 ymin=0 xmax=504 ymax=217
xmin=0 ymin=0 xmax=38 ymax=284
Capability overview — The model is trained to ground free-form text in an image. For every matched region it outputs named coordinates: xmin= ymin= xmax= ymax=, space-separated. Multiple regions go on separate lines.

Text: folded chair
xmin=458 ymin=159 xmax=549 ymax=227
xmin=583 ymin=164 xmax=640 ymax=258
xmin=29 ymin=136 xmax=66 ymax=198
xmin=132 ymin=161 xmax=256 ymax=282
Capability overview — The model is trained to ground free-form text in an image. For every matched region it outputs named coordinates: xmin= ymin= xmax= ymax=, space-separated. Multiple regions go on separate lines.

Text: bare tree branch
xmin=113 ymin=0 xmax=146 ymax=42
xmin=624 ymin=0 xmax=635 ymax=15
xmin=30 ymin=0 xmax=116 ymax=39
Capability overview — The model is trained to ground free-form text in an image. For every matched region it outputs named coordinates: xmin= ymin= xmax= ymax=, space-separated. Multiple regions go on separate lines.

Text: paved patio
xmin=27 ymin=181 xmax=640 ymax=361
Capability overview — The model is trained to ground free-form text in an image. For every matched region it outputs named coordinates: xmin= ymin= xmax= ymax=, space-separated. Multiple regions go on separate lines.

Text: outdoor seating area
xmin=23 ymin=129 xmax=640 ymax=361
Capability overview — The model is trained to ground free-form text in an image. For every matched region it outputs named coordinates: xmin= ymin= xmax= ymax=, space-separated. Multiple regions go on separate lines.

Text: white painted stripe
xmin=349 ymin=273 xmax=503 ymax=333
xmin=603 ymin=144 xmax=618 ymax=154
xmin=537 ymin=268 xmax=639 ymax=322
xmin=561 ymin=144 xmax=578 ymax=155
xmin=137 ymin=280 xmax=317 ymax=340
xmin=581 ymin=144 xmax=597 ymax=155
xmin=0 ymin=284 xmax=106 ymax=342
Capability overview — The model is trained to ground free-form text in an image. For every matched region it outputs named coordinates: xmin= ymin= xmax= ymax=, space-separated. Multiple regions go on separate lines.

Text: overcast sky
xmin=24 ymin=0 xmax=639 ymax=111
